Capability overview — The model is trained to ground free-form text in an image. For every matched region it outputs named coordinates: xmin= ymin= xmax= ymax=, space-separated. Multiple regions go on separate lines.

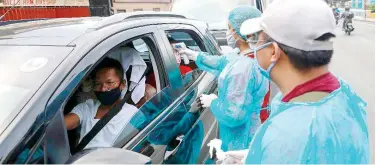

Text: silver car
xmin=0 ymin=12 xmax=221 ymax=164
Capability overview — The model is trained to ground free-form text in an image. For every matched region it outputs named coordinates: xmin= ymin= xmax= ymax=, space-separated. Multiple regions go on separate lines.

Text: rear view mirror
xmin=66 ymin=148 xmax=151 ymax=164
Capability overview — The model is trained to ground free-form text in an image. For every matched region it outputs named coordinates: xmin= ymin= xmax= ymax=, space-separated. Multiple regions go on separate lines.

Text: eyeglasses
xmin=246 ymin=34 xmax=259 ymax=45
xmin=94 ymin=81 xmax=119 ymax=91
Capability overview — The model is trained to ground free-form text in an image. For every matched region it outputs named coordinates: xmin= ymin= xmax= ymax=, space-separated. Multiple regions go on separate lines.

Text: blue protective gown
xmin=245 ymin=79 xmax=369 ymax=164
xmin=195 ymin=52 xmax=268 ymax=151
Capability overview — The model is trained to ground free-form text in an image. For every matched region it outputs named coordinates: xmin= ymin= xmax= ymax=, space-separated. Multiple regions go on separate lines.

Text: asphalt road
xmin=330 ymin=20 xmax=375 ymax=163
xmin=269 ymin=20 xmax=375 ymax=162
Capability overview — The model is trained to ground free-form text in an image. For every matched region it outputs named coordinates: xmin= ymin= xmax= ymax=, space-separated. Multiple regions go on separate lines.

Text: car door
xmin=111 ymin=23 xmax=217 ymax=164
xmin=156 ymin=23 xmax=220 ymax=164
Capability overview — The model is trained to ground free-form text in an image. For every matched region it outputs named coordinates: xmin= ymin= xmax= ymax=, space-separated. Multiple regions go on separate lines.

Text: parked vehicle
xmin=0 ymin=12 xmax=221 ymax=164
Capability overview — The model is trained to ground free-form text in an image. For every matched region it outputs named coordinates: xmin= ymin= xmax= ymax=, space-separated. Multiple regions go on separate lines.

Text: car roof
xmin=0 ymin=12 xmax=206 ymax=46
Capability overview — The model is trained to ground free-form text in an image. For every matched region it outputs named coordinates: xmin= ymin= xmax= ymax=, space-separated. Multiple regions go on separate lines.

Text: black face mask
xmin=95 ymin=86 xmax=122 ymax=106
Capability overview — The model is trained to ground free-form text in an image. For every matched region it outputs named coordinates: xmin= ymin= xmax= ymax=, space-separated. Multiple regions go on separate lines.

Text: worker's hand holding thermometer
xmin=172 ymin=42 xmax=199 ymax=64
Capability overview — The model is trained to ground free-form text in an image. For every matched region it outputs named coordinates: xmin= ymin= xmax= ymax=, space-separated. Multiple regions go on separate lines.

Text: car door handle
xmin=164 ymin=135 xmax=184 ymax=160
xmin=141 ymin=145 xmax=155 ymax=157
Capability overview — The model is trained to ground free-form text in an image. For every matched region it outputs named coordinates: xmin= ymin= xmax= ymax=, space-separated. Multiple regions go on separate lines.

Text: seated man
xmin=64 ymin=57 xmax=138 ymax=150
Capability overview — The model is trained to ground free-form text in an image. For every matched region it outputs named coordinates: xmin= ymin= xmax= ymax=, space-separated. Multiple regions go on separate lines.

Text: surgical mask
xmin=226 ymin=30 xmax=237 ymax=49
xmin=254 ymin=42 xmax=275 ymax=80
xmin=95 ymin=86 xmax=122 ymax=106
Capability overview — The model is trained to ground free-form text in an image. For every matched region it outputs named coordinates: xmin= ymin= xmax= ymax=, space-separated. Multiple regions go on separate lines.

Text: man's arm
xmin=64 ymin=102 xmax=86 ymax=130
xmin=64 ymin=113 xmax=80 ymax=130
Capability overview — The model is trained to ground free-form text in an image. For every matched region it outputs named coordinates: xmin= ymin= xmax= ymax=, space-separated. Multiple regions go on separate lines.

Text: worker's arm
xmin=195 ymin=52 xmax=232 ymax=75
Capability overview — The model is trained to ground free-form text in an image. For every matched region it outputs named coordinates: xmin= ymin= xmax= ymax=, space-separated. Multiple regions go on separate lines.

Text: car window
xmin=182 ymin=69 xmax=202 ymax=90
xmin=204 ymin=29 xmax=222 ymax=55
xmin=167 ymin=31 xmax=205 ymax=51
xmin=132 ymin=39 xmax=151 ymax=61
xmin=166 ymin=30 xmax=206 ymax=89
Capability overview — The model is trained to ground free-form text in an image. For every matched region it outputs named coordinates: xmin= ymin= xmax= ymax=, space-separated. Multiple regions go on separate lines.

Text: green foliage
xmin=368 ymin=4 xmax=375 ymax=13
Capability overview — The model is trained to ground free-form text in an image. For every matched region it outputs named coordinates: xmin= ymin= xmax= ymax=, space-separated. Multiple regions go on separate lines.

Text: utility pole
xmin=364 ymin=0 xmax=367 ymax=19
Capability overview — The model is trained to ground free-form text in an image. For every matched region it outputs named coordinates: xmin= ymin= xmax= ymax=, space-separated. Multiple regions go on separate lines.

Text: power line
xmin=0 ymin=0 xmax=22 ymax=21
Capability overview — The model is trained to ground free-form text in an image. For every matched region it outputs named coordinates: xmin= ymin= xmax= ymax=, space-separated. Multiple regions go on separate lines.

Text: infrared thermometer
xmin=172 ymin=42 xmax=187 ymax=50
xmin=172 ymin=42 xmax=190 ymax=64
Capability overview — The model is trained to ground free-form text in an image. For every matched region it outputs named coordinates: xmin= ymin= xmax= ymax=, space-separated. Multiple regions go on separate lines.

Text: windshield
xmin=171 ymin=0 xmax=251 ymax=25
xmin=0 ymin=46 xmax=73 ymax=132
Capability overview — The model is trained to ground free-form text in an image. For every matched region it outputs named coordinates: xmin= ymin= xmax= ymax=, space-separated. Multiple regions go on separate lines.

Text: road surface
xmin=331 ymin=20 xmax=375 ymax=163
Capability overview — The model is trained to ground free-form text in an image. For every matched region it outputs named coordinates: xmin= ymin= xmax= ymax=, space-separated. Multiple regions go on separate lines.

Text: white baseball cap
xmin=240 ymin=0 xmax=336 ymax=51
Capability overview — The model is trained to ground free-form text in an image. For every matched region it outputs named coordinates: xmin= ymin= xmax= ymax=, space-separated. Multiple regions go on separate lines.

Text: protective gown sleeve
xmin=195 ymin=52 xmax=230 ymax=75
xmin=209 ymin=71 xmax=254 ymax=128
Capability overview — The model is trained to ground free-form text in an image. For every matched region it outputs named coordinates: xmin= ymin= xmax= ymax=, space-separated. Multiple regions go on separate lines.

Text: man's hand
xmin=64 ymin=113 xmax=80 ymax=130
xmin=178 ymin=48 xmax=199 ymax=61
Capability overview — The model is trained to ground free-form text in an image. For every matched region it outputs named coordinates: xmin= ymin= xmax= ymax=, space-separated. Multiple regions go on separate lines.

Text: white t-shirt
xmin=71 ymin=99 xmax=138 ymax=149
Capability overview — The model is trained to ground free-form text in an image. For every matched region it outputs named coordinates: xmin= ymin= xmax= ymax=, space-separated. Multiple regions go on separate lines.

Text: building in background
xmin=113 ymin=0 xmax=171 ymax=13
xmin=88 ymin=0 xmax=112 ymax=16
xmin=0 ymin=0 xmax=90 ymax=21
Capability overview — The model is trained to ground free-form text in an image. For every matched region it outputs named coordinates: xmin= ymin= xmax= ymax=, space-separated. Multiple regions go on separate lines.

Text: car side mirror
xmin=66 ymin=148 xmax=151 ymax=164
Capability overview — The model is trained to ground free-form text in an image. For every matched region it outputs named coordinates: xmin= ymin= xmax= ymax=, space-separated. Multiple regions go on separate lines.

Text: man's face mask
xmin=94 ymin=75 xmax=124 ymax=106
xmin=95 ymin=86 xmax=122 ymax=106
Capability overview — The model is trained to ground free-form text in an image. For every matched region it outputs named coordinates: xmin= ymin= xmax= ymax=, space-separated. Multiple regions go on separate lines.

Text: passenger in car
xmin=75 ymin=76 xmax=96 ymax=104
xmin=64 ymin=57 xmax=138 ymax=150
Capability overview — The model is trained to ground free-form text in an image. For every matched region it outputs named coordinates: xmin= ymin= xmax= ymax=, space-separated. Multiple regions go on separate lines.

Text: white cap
xmin=240 ymin=0 xmax=336 ymax=51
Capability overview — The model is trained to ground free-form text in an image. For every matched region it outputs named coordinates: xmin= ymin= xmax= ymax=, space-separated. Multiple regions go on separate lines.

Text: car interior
xmin=61 ymin=30 xmax=205 ymax=153
xmin=62 ymin=30 xmax=205 ymax=154
xmin=63 ymin=37 xmax=161 ymax=153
